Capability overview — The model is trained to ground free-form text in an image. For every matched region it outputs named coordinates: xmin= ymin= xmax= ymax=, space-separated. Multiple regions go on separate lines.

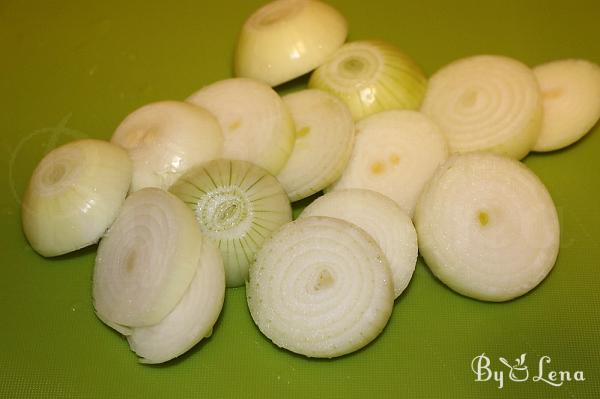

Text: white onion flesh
xmin=300 ymin=189 xmax=417 ymax=298
xmin=169 ymin=159 xmax=292 ymax=287
xmin=414 ymin=153 xmax=560 ymax=302
xmin=128 ymin=240 xmax=225 ymax=364
xmin=111 ymin=101 xmax=223 ymax=192
xmin=309 ymin=40 xmax=427 ymax=121
xmin=235 ymin=0 xmax=347 ymax=86
xmin=93 ymin=188 xmax=203 ymax=327
xmin=246 ymin=216 xmax=394 ymax=358
xmin=328 ymin=110 xmax=448 ymax=216
xmin=22 ymin=139 xmax=132 ymax=257
xmin=277 ymin=89 xmax=354 ymax=202
xmin=421 ymin=55 xmax=542 ymax=160
xmin=187 ymin=78 xmax=295 ymax=175
xmin=532 ymin=59 xmax=600 ymax=151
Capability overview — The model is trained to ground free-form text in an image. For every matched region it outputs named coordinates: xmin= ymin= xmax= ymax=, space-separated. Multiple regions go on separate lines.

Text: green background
xmin=1 ymin=0 xmax=599 ymax=397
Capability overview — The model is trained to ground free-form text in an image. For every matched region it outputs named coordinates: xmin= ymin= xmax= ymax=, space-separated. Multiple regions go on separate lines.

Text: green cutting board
xmin=1 ymin=0 xmax=599 ymax=397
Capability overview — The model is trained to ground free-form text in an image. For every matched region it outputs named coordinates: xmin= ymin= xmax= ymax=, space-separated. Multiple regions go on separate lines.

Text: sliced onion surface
xmin=328 ymin=110 xmax=448 ymax=216
xmin=532 ymin=59 xmax=600 ymax=151
xmin=278 ymin=89 xmax=354 ymax=202
xmin=22 ymin=139 xmax=131 ymax=257
xmin=235 ymin=0 xmax=347 ymax=86
xmin=187 ymin=78 xmax=295 ymax=175
xmin=169 ymin=159 xmax=292 ymax=287
xmin=414 ymin=153 xmax=560 ymax=302
xmin=247 ymin=216 xmax=394 ymax=358
xmin=128 ymin=240 xmax=225 ymax=364
xmin=300 ymin=189 xmax=417 ymax=298
xmin=111 ymin=101 xmax=223 ymax=191
xmin=421 ymin=55 xmax=542 ymax=159
xmin=309 ymin=40 xmax=427 ymax=121
xmin=93 ymin=188 xmax=203 ymax=327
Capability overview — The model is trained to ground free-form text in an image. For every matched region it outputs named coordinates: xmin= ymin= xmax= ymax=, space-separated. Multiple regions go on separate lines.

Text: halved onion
xmin=234 ymin=0 xmax=348 ymax=86
xmin=93 ymin=188 xmax=203 ymax=327
xmin=247 ymin=216 xmax=394 ymax=358
xmin=532 ymin=59 xmax=600 ymax=151
xmin=278 ymin=89 xmax=354 ymax=202
xmin=414 ymin=153 xmax=560 ymax=302
xmin=328 ymin=110 xmax=448 ymax=216
xmin=128 ymin=240 xmax=225 ymax=364
xmin=421 ymin=55 xmax=542 ymax=159
xmin=300 ymin=189 xmax=417 ymax=298
xmin=111 ymin=101 xmax=223 ymax=191
xmin=309 ymin=40 xmax=427 ymax=121
xmin=22 ymin=139 xmax=131 ymax=257
xmin=169 ymin=159 xmax=292 ymax=287
xmin=187 ymin=78 xmax=295 ymax=175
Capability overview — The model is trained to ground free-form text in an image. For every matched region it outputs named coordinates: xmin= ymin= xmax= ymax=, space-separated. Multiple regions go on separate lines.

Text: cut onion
xmin=247 ymin=216 xmax=394 ymax=358
xmin=414 ymin=153 xmax=560 ymax=302
xmin=235 ymin=0 xmax=347 ymax=86
xmin=277 ymin=89 xmax=354 ymax=202
xmin=169 ymin=159 xmax=292 ymax=287
xmin=309 ymin=40 xmax=427 ymax=121
xmin=300 ymin=189 xmax=417 ymax=298
xmin=328 ymin=110 xmax=448 ymax=216
xmin=93 ymin=188 xmax=203 ymax=327
xmin=22 ymin=139 xmax=131 ymax=257
xmin=187 ymin=78 xmax=295 ymax=175
xmin=532 ymin=59 xmax=600 ymax=151
xmin=128 ymin=239 xmax=225 ymax=364
xmin=421 ymin=55 xmax=542 ymax=159
xmin=111 ymin=101 xmax=223 ymax=192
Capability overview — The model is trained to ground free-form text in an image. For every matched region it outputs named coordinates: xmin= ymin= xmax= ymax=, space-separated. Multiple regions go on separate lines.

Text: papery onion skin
xmin=22 ymin=139 xmax=132 ymax=257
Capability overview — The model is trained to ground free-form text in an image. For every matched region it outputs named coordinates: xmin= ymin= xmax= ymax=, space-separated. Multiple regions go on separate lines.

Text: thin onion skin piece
xmin=235 ymin=0 xmax=348 ymax=86
xmin=247 ymin=216 xmax=394 ymax=358
xmin=93 ymin=188 xmax=203 ymax=327
xmin=111 ymin=100 xmax=223 ymax=192
xmin=532 ymin=59 xmax=600 ymax=152
xmin=300 ymin=188 xmax=417 ymax=298
xmin=278 ymin=89 xmax=355 ymax=202
xmin=309 ymin=40 xmax=427 ymax=121
xmin=22 ymin=139 xmax=132 ymax=257
xmin=187 ymin=78 xmax=295 ymax=176
xmin=128 ymin=240 xmax=225 ymax=364
xmin=421 ymin=55 xmax=542 ymax=160
xmin=169 ymin=159 xmax=292 ymax=287
xmin=328 ymin=110 xmax=448 ymax=216
xmin=414 ymin=153 xmax=560 ymax=302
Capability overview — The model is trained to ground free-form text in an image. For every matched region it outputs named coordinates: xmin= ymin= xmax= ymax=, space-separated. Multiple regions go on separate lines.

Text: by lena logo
xmin=471 ymin=353 xmax=585 ymax=389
